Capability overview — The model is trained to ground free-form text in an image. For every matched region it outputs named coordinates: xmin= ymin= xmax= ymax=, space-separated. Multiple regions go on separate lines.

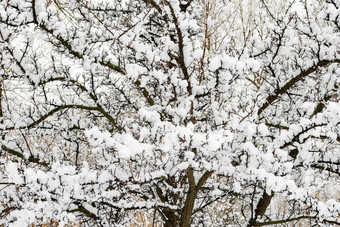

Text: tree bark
xmin=247 ymin=192 xmax=274 ymax=227
xmin=179 ymin=169 xmax=213 ymax=227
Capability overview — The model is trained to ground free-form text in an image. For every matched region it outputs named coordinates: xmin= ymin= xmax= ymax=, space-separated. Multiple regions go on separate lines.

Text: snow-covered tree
xmin=0 ymin=0 xmax=339 ymax=226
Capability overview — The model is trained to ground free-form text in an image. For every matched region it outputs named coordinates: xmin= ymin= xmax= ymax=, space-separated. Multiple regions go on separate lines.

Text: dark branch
xmin=258 ymin=59 xmax=340 ymax=115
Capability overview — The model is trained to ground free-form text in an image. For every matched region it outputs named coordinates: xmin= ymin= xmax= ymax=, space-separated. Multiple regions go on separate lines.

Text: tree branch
xmin=258 ymin=59 xmax=340 ymax=115
xmin=5 ymin=104 xmax=122 ymax=132
xmin=1 ymin=144 xmax=49 ymax=167
xmin=31 ymin=0 xmax=125 ymax=75
xmin=257 ymin=215 xmax=340 ymax=226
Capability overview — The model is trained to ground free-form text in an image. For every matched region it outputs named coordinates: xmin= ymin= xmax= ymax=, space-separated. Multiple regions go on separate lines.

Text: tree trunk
xmin=247 ymin=192 xmax=274 ymax=227
xmin=180 ymin=187 xmax=198 ymax=227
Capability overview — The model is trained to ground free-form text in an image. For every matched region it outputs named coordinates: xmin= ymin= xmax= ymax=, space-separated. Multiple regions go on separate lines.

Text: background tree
xmin=0 ymin=0 xmax=339 ymax=226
